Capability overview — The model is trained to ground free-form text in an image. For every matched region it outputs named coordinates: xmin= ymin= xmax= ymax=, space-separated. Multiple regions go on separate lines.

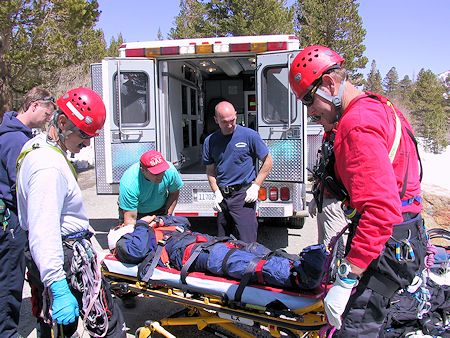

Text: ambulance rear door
xmin=256 ymin=51 xmax=306 ymax=184
xmin=95 ymin=58 xmax=157 ymax=194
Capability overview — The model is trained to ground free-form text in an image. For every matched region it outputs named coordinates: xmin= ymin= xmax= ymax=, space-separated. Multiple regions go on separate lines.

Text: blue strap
xmin=401 ymin=195 xmax=422 ymax=207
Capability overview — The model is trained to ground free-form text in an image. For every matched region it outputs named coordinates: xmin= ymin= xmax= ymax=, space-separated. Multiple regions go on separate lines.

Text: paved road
xmin=19 ymin=169 xmax=318 ymax=337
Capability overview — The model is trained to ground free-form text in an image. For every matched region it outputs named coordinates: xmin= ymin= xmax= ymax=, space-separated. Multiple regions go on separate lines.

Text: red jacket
xmin=334 ymin=93 xmax=421 ymax=269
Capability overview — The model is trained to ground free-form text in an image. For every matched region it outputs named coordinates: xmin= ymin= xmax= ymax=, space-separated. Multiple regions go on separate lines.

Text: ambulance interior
xmin=163 ymin=56 xmax=258 ymax=176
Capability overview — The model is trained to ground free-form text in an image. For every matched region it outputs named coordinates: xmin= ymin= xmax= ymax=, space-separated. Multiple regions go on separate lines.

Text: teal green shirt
xmin=119 ymin=162 xmax=184 ymax=213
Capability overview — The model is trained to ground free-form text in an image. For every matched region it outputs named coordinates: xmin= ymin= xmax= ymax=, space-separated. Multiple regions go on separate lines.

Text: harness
xmin=310 ymin=92 xmax=423 ymax=220
xmin=312 ymin=93 xmax=427 ymax=298
xmin=16 ymin=141 xmax=78 ymax=180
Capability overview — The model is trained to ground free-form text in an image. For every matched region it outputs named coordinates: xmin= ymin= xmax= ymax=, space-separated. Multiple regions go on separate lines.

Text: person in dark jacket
xmin=0 ymin=87 xmax=56 ymax=337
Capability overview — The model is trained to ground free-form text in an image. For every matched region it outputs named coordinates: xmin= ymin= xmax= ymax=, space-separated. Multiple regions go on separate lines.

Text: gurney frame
xmin=103 ymin=269 xmax=327 ymax=338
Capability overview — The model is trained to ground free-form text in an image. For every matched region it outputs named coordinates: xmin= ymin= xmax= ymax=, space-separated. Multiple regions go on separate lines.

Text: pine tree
xmin=396 ymin=75 xmax=414 ymax=109
xmin=383 ymin=67 xmax=399 ymax=99
xmin=295 ymin=0 xmax=367 ymax=82
xmin=107 ymin=33 xmax=124 ymax=57
xmin=0 ymin=0 xmax=106 ymax=115
xmin=364 ymin=60 xmax=383 ymax=94
xmin=207 ymin=0 xmax=294 ymax=36
xmin=170 ymin=0 xmax=294 ymax=39
xmin=410 ymin=69 xmax=448 ymax=153
xmin=169 ymin=0 xmax=214 ymax=39
xmin=157 ymin=28 xmax=164 ymax=41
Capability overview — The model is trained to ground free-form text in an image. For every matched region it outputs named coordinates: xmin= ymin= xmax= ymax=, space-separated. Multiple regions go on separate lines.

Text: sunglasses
xmin=301 ymin=81 xmax=321 ymax=107
xmin=75 ymin=127 xmax=93 ymax=140
xmin=40 ymin=96 xmax=55 ymax=103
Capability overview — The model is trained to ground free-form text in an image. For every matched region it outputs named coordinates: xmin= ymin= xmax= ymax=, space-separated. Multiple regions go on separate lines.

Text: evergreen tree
xmin=397 ymin=75 xmax=414 ymax=109
xmin=170 ymin=0 xmax=294 ymax=39
xmin=383 ymin=67 xmax=399 ymax=99
xmin=0 ymin=0 xmax=106 ymax=115
xmin=295 ymin=0 xmax=367 ymax=82
xmin=207 ymin=0 xmax=294 ymax=36
xmin=410 ymin=69 xmax=448 ymax=153
xmin=364 ymin=60 xmax=383 ymax=93
xmin=169 ymin=0 xmax=214 ymax=39
xmin=157 ymin=28 xmax=164 ymax=40
xmin=107 ymin=33 xmax=124 ymax=57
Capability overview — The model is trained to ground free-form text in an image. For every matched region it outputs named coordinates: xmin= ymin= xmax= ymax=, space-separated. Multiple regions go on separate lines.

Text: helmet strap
xmin=50 ymin=111 xmax=73 ymax=144
xmin=315 ymin=78 xmax=346 ymax=122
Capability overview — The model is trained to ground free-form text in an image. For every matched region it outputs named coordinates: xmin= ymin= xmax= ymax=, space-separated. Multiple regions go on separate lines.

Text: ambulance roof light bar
xmin=120 ymin=34 xmax=299 ymax=58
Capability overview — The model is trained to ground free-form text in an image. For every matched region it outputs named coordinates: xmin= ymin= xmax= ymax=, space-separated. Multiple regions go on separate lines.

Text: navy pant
xmin=0 ymin=209 xmax=26 ymax=338
xmin=217 ymin=188 xmax=258 ymax=243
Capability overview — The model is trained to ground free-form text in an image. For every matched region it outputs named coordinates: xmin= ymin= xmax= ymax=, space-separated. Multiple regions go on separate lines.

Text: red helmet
xmin=289 ymin=45 xmax=344 ymax=99
xmin=56 ymin=87 xmax=106 ymax=136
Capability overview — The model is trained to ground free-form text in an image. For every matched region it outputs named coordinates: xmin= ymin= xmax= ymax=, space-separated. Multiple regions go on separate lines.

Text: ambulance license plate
xmin=196 ymin=191 xmax=215 ymax=201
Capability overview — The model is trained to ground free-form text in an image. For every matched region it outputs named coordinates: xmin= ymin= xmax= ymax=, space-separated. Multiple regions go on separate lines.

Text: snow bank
xmin=419 ymin=141 xmax=450 ymax=197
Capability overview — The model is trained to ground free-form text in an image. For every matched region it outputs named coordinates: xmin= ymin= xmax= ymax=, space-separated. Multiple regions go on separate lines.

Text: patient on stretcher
xmin=107 ymin=215 xmax=327 ymax=292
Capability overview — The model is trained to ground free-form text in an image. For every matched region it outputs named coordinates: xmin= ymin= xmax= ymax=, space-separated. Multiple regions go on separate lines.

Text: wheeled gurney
xmin=102 ymin=254 xmax=327 ymax=337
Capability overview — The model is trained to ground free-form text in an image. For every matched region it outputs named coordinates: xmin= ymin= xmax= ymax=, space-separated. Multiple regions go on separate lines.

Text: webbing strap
xmin=180 ymin=243 xmax=204 ymax=284
xmin=221 ymin=248 xmax=239 ymax=277
xmin=141 ymin=244 xmax=164 ymax=282
xmin=16 ymin=143 xmax=77 ymax=179
xmin=387 ymin=101 xmax=402 ymax=163
xmin=234 ymin=256 xmax=262 ymax=303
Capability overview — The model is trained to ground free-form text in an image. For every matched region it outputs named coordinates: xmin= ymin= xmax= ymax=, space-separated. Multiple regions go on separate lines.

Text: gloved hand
xmin=308 ymin=198 xmax=317 ymax=217
xmin=323 ymin=275 xmax=358 ymax=330
xmin=49 ymin=279 xmax=79 ymax=325
xmin=245 ymin=183 xmax=260 ymax=203
xmin=213 ymin=189 xmax=223 ymax=212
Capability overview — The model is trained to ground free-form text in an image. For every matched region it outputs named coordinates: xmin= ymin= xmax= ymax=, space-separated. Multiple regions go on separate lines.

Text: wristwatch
xmin=337 ymin=261 xmax=360 ymax=280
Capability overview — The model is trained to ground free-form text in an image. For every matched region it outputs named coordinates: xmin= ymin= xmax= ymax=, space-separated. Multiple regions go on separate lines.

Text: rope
xmin=70 ymin=239 xmax=108 ymax=337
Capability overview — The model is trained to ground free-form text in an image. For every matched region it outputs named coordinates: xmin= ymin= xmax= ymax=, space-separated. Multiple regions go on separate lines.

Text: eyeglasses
xmin=301 ymin=81 xmax=322 ymax=107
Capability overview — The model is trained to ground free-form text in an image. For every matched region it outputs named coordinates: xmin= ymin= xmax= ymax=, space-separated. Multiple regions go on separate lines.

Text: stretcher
xmin=102 ymin=254 xmax=327 ymax=337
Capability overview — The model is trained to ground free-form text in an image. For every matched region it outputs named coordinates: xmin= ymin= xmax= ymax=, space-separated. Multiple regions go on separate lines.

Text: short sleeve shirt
xmin=202 ymin=125 xmax=269 ymax=186
xmin=119 ymin=162 xmax=184 ymax=213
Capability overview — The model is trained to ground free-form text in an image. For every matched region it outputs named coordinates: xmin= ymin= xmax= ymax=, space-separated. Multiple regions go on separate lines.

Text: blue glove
xmin=49 ymin=279 xmax=79 ymax=325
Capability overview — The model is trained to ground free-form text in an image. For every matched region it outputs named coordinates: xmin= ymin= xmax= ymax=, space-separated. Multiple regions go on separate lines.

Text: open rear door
xmin=94 ymin=58 xmax=157 ymax=193
xmin=256 ymin=51 xmax=307 ymax=184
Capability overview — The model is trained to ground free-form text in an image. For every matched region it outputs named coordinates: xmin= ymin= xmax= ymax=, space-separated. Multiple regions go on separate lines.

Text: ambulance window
xmin=113 ymin=72 xmax=149 ymax=126
xmin=262 ymin=67 xmax=297 ymax=124
xmin=182 ymin=84 xmax=199 ymax=148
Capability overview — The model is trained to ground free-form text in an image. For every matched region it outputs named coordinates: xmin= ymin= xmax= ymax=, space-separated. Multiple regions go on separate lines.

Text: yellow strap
xmin=16 ymin=143 xmax=77 ymax=180
xmin=387 ymin=101 xmax=402 ymax=163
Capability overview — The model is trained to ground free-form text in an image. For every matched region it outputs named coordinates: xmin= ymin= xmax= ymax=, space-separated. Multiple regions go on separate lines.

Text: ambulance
xmin=90 ymin=34 xmax=323 ymax=227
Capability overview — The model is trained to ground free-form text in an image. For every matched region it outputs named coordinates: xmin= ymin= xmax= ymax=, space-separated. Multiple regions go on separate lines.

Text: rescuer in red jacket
xmin=289 ymin=45 xmax=427 ymax=336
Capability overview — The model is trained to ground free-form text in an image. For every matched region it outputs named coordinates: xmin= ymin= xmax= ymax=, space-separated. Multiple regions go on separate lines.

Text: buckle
xmin=222 ymin=186 xmax=230 ymax=194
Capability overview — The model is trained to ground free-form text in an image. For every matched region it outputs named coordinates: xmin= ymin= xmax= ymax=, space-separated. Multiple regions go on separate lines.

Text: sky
xmin=95 ymin=0 xmax=449 ymax=80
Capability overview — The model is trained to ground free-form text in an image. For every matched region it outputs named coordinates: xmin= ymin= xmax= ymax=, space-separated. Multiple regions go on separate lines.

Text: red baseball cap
xmin=140 ymin=150 xmax=170 ymax=175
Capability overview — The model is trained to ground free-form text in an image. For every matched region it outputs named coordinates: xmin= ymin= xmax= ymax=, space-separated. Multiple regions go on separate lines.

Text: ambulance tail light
xmin=269 ymin=187 xmax=278 ymax=201
xmin=280 ymin=187 xmax=290 ymax=201
xmin=258 ymin=187 xmax=267 ymax=201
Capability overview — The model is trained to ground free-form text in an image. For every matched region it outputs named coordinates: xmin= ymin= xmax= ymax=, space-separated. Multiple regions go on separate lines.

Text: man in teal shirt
xmin=119 ymin=150 xmax=184 ymax=225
